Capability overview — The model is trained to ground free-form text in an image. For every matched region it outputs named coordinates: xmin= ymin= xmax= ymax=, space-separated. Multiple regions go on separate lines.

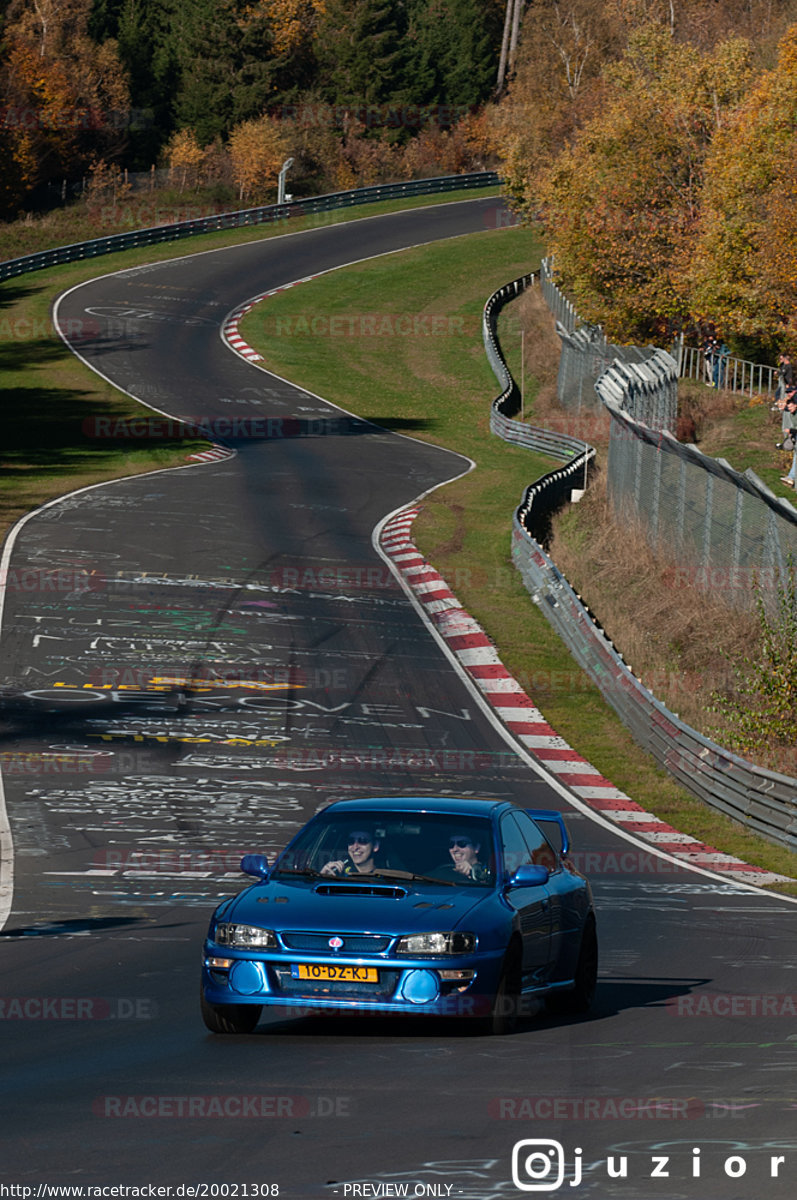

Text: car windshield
xmin=272 ymin=810 xmax=496 ymax=887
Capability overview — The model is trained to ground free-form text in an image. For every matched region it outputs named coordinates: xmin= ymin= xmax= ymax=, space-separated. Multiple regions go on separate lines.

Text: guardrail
xmin=596 ymin=348 xmax=679 ymax=433
xmin=510 ymin=520 xmax=797 ymax=850
xmin=484 ymin=273 xmax=797 ymax=853
xmin=483 ymin=272 xmax=595 ymax=543
xmin=0 ymin=171 xmax=500 ymax=284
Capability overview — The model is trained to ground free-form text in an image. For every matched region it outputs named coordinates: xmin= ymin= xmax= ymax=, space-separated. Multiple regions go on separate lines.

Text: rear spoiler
xmin=525 ymin=809 xmax=570 ymax=857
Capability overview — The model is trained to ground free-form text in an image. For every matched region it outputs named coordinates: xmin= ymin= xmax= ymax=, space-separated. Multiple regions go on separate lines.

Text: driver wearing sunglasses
xmin=439 ymin=833 xmax=491 ymax=883
xmin=321 ymin=829 xmax=381 ymax=876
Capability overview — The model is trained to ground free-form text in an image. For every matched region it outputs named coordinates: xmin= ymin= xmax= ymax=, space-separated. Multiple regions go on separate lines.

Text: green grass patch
xmin=0 ymin=188 xmax=499 ymax=545
xmin=241 ymin=228 xmax=797 ymax=891
xmin=681 ymin=380 xmax=795 ymax=499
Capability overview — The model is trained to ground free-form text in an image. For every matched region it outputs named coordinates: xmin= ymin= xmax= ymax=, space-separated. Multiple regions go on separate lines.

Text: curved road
xmin=1 ymin=199 xmax=795 ymax=1197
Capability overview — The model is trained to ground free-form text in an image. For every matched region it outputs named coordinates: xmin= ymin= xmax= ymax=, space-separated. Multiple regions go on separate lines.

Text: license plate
xmin=291 ymin=964 xmax=378 ymax=982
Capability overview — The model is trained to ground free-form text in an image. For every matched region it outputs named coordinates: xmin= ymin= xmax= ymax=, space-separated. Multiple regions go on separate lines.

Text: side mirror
xmin=507 ymin=864 xmax=549 ymax=889
xmin=240 ymin=853 xmax=270 ymax=880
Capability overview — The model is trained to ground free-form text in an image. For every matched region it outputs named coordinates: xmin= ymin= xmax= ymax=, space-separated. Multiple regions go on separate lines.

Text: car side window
xmin=515 ymin=812 xmax=559 ymax=872
xmin=499 ymin=813 xmax=533 ymax=878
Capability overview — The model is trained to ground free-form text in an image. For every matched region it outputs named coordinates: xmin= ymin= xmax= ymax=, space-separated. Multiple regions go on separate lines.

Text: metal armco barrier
xmin=485 ymin=293 xmax=588 ymax=461
xmin=483 ymin=272 xmax=595 ymax=542
xmin=594 ymin=349 xmax=678 ymax=433
xmin=510 ymin=521 xmax=797 ymax=851
xmin=0 ymin=171 xmax=499 ymax=282
xmin=485 ymin=273 xmax=797 ymax=852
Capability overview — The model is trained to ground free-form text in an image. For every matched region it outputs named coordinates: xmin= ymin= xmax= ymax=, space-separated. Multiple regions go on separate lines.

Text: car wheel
xmin=549 ymin=916 xmax=598 ymax=1015
xmin=486 ymin=945 xmax=522 ymax=1035
xmin=200 ymin=989 xmax=262 ymax=1035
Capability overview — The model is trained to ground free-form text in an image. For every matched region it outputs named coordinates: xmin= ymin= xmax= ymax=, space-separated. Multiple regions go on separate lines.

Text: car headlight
xmin=395 ymin=932 xmax=476 ymax=956
xmin=214 ymin=923 xmax=278 ymax=949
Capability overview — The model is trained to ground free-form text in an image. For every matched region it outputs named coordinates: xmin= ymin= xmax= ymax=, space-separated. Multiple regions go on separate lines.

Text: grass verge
xmin=0 ymin=187 xmax=499 ymax=546
xmin=240 ymin=229 xmax=797 ymax=892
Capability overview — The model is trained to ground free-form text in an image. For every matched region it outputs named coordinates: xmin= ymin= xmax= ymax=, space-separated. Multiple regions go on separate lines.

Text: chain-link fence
xmin=600 ymin=398 xmax=797 ymax=605
xmin=540 ymin=259 xmax=676 ymax=431
xmin=510 ymin=514 xmax=797 ymax=853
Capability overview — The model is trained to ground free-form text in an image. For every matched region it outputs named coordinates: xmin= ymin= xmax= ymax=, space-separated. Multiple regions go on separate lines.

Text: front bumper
xmin=201 ymin=945 xmax=504 ymax=1018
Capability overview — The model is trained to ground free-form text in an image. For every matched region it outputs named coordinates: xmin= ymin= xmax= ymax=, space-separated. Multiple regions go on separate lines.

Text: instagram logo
xmin=512 ymin=1140 xmax=571 ymax=1191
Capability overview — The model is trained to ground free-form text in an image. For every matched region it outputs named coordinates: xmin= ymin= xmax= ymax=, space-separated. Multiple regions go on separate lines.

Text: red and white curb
xmin=186 ymin=443 xmax=235 ymax=464
xmin=222 ymin=276 xmax=321 ymax=362
xmin=380 ymin=507 xmax=791 ymax=888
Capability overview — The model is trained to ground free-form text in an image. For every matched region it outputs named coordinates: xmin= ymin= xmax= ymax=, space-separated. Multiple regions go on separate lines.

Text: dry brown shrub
xmin=550 ymin=485 xmax=760 ymax=735
xmin=514 ymin=285 xmax=561 ymax=416
xmin=677 ymin=379 xmax=745 ymax=442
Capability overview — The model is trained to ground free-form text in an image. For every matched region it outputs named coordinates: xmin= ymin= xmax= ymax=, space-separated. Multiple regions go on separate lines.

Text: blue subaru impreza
xmin=200 ymin=796 xmax=597 ymax=1035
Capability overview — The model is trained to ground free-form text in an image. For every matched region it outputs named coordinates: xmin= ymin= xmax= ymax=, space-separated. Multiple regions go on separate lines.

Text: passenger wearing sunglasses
xmin=320 ymin=830 xmax=381 ymax=876
xmin=437 ymin=833 xmax=491 ymax=883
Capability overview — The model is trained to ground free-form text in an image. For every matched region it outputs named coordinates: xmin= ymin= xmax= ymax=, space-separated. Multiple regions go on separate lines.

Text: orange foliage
xmin=228 ymin=116 xmax=290 ymax=203
xmin=0 ymin=0 xmax=129 ymax=210
xmin=243 ymin=0 xmax=326 ymax=56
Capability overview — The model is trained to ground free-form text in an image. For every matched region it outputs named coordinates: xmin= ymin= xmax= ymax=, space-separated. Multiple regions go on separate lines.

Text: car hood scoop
xmin=313 ymin=883 xmax=407 ymax=899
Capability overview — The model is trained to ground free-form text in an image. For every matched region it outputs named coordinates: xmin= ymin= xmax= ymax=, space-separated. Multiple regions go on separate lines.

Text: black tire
xmin=485 ymin=945 xmax=523 ymax=1035
xmin=548 ymin=916 xmax=598 ymax=1015
xmin=200 ymin=989 xmax=262 ymax=1035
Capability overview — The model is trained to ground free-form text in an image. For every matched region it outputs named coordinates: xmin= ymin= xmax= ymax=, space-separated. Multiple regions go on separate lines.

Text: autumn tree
xmin=255 ymin=0 xmax=326 ymax=58
xmin=533 ymin=24 xmax=752 ymax=341
xmin=165 ymin=128 xmax=205 ymax=189
xmin=485 ymin=0 xmax=623 ymax=217
xmin=228 ymin=113 xmax=289 ymax=202
xmin=688 ymin=25 xmax=797 ymax=355
xmin=0 ymin=0 xmax=129 ymax=210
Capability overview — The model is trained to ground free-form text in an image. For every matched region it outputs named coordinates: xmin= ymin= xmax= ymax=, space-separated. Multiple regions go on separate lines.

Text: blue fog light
xmin=229 ymin=960 xmax=266 ymax=995
xmin=400 ymin=970 xmax=440 ymax=1005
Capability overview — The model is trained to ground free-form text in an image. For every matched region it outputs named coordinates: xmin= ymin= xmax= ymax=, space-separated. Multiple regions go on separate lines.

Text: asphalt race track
xmin=1 ymin=198 xmax=796 ymax=1198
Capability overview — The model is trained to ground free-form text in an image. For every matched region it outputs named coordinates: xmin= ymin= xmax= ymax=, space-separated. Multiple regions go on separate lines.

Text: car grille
xmin=272 ymin=967 xmax=400 ymax=1001
xmin=279 ymin=932 xmax=392 ymax=953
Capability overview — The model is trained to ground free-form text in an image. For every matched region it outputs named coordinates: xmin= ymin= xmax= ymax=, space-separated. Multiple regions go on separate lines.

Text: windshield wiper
xmin=369 ymin=868 xmax=458 ymax=887
xmin=271 ymin=867 xmax=327 ymax=879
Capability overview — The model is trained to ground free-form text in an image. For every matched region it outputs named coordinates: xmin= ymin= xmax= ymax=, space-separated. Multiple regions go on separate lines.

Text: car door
xmin=515 ymin=810 xmax=565 ymax=973
xmin=499 ymin=811 xmax=552 ymax=984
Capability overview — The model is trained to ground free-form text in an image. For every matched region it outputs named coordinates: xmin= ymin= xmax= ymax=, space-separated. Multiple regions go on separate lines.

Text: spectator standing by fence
xmin=777 ymin=353 xmax=794 ymax=400
xmin=703 ymin=335 xmax=717 ymax=386
xmin=778 ymin=389 xmax=797 ymax=487
xmin=715 ymin=341 xmax=730 ymax=388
